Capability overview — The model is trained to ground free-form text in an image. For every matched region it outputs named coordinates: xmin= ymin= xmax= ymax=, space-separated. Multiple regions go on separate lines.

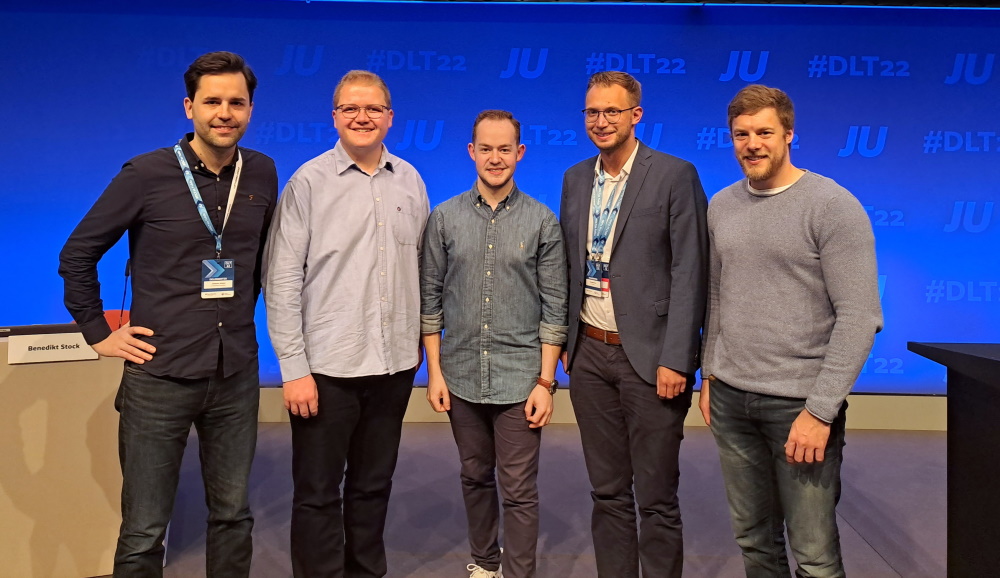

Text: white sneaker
xmin=467 ymin=563 xmax=502 ymax=578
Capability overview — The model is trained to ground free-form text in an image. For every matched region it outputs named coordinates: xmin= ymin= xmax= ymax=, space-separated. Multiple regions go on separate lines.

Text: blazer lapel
xmin=576 ymin=157 xmax=597 ymax=261
xmin=610 ymin=142 xmax=652 ymax=258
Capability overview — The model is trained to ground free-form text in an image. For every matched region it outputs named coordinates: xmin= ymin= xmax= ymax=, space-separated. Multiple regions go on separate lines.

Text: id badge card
xmin=202 ymin=259 xmax=235 ymax=299
xmin=584 ymin=260 xmax=610 ymax=298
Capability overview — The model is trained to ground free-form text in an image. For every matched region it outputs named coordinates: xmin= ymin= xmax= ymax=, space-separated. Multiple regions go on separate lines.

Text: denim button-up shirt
xmin=420 ymin=183 xmax=569 ymax=404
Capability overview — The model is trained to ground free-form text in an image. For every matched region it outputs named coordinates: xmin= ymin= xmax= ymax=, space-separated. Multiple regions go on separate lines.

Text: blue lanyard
xmin=173 ymin=143 xmax=243 ymax=257
xmin=590 ymin=165 xmax=627 ymax=259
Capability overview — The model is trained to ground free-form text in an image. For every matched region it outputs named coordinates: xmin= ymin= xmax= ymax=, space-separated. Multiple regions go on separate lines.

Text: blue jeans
xmin=709 ymin=379 xmax=847 ymax=578
xmin=113 ymin=359 xmax=260 ymax=578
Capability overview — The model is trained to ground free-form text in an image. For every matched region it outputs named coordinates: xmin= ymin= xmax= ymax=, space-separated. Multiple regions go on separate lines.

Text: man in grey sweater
xmin=699 ymin=85 xmax=883 ymax=578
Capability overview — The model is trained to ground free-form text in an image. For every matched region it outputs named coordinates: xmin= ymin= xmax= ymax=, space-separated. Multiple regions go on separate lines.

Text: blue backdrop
xmin=2 ymin=0 xmax=997 ymax=393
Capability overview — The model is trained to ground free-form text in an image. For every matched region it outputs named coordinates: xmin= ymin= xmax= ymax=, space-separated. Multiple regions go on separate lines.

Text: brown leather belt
xmin=582 ymin=323 xmax=622 ymax=345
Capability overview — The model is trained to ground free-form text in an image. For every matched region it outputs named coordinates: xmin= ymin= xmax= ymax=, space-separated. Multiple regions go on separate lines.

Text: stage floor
xmin=150 ymin=423 xmax=944 ymax=577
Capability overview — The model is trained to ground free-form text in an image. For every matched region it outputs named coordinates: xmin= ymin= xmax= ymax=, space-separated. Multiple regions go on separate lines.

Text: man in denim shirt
xmin=421 ymin=110 xmax=569 ymax=578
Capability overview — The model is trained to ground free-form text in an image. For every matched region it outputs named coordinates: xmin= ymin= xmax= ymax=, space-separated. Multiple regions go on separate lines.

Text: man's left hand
xmin=525 ymin=385 xmax=554 ymax=429
xmin=656 ymin=366 xmax=687 ymax=399
xmin=784 ymin=409 xmax=832 ymax=464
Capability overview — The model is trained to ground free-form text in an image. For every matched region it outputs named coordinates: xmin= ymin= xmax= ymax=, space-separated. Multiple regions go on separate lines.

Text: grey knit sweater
xmin=701 ymin=171 xmax=883 ymax=422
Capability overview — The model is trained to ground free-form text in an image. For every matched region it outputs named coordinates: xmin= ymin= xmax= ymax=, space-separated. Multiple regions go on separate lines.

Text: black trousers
xmin=289 ymin=369 xmax=415 ymax=578
xmin=569 ymin=335 xmax=692 ymax=578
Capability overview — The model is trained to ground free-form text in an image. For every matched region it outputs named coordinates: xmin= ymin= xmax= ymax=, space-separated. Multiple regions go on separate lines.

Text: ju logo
xmin=837 ymin=126 xmax=887 ymax=158
xmin=499 ymin=48 xmax=548 ymax=79
xmin=275 ymin=45 xmax=324 ymax=76
xmin=944 ymin=201 xmax=994 ymax=233
xmin=719 ymin=51 xmax=769 ymax=82
xmin=944 ymin=53 xmax=994 ymax=85
xmin=395 ymin=120 xmax=444 ymax=151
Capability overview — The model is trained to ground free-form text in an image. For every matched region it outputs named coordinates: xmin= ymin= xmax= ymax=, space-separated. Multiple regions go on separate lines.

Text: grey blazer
xmin=559 ymin=141 xmax=709 ymax=383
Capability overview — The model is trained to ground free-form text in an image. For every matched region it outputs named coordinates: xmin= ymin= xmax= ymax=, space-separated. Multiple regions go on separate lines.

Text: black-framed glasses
xmin=582 ymin=106 xmax=638 ymax=124
xmin=335 ymin=104 xmax=391 ymax=119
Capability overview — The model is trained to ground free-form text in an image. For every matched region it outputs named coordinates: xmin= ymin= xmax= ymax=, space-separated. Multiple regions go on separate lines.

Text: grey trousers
xmin=448 ymin=395 xmax=542 ymax=578
xmin=569 ymin=335 xmax=692 ymax=578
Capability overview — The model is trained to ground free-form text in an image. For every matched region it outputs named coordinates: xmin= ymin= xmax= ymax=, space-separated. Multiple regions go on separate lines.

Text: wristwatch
xmin=536 ymin=376 xmax=558 ymax=395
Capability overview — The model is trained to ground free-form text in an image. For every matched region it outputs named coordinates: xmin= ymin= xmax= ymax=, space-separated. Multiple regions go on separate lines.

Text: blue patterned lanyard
xmin=590 ymin=165 xmax=627 ymax=260
xmin=173 ymin=142 xmax=243 ymax=258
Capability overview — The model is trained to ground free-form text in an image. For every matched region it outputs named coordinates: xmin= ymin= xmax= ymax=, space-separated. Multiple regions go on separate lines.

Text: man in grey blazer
xmin=559 ymin=71 xmax=708 ymax=578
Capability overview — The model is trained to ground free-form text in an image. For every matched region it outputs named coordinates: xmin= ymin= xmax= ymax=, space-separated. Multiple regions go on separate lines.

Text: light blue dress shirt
xmin=264 ymin=141 xmax=429 ymax=381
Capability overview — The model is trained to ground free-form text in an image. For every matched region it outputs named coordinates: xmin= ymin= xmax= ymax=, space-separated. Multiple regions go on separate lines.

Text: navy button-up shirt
xmin=420 ymin=183 xmax=568 ymax=404
xmin=59 ymin=134 xmax=277 ymax=379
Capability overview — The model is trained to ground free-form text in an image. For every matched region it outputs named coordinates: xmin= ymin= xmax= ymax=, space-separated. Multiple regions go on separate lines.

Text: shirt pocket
xmin=391 ymin=201 xmax=424 ymax=246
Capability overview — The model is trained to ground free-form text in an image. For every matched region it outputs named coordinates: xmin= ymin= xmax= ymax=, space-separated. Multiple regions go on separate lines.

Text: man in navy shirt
xmin=59 ymin=51 xmax=277 ymax=577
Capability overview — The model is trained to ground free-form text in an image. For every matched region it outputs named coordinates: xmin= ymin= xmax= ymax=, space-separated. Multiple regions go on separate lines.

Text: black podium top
xmin=908 ymin=342 xmax=1000 ymax=386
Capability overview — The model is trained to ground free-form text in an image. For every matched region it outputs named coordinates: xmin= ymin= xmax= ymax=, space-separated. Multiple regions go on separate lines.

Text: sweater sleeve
xmin=700 ymin=202 xmax=721 ymax=379
xmin=805 ymin=193 xmax=884 ymax=422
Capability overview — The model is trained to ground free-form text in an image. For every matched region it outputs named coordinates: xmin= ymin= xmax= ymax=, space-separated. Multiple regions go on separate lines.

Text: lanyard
xmin=173 ymin=143 xmax=243 ymax=258
xmin=590 ymin=165 xmax=627 ymax=260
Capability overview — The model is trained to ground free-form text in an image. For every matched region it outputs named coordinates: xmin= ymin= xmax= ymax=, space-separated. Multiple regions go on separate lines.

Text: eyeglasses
xmin=335 ymin=104 xmax=390 ymax=119
xmin=582 ymin=107 xmax=638 ymax=124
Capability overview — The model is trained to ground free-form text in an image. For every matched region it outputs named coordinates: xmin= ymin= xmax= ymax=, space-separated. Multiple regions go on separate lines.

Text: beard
xmin=739 ymin=147 xmax=786 ymax=184
xmin=590 ymin=126 xmax=631 ymax=153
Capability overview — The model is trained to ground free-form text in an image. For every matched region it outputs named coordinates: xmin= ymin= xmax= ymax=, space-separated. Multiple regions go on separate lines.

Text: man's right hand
xmin=92 ymin=322 xmax=156 ymax=363
xmin=426 ymin=372 xmax=451 ymax=413
xmin=560 ymin=351 xmax=570 ymax=375
xmin=698 ymin=379 xmax=711 ymax=426
xmin=284 ymin=375 xmax=319 ymax=418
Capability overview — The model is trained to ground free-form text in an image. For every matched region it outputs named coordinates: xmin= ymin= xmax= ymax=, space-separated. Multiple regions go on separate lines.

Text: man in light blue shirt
xmin=421 ymin=110 xmax=569 ymax=578
xmin=263 ymin=70 xmax=429 ymax=578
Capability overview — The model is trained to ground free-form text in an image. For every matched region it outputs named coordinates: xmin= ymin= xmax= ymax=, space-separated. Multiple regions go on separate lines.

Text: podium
xmin=907 ymin=342 xmax=1000 ymax=578
xmin=0 ymin=338 xmax=124 ymax=578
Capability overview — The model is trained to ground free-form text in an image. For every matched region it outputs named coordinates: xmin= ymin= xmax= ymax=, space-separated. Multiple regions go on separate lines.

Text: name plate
xmin=7 ymin=333 xmax=99 ymax=365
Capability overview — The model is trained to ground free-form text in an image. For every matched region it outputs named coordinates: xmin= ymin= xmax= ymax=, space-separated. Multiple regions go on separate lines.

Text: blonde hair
xmin=333 ymin=70 xmax=391 ymax=108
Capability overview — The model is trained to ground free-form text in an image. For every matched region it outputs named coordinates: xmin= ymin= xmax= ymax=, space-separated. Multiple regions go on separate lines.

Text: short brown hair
xmin=471 ymin=110 xmax=520 ymax=144
xmin=333 ymin=70 xmax=392 ymax=108
xmin=184 ymin=51 xmax=257 ymax=102
xmin=727 ymin=85 xmax=794 ymax=132
xmin=587 ymin=71 xmax=642 ymax=107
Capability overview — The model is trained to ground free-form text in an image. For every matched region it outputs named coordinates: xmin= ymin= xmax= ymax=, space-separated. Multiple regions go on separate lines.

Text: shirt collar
xmin=470 ymin=180 xmax=521 ymax=211
xmin=593 ymin=139 xmax=640 ymax=180
xmin=180 ymin=132 xmax=238 ymax=174
xmin=331 ymin=140 xmax=395 ymax=175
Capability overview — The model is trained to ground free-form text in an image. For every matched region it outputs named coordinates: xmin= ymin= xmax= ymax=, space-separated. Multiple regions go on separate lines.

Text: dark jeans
xmin=709 ymin=379 xmax=847 ymax=578
xmin=448 ymin=395 xmax=542 ymax=578
xmin=114 ymin=358 xmax=260 ymax=578
xmin=289 ymin=370 xmax=415 ymax=578
xmin=569 ymin=336 xmax=692 ymax=578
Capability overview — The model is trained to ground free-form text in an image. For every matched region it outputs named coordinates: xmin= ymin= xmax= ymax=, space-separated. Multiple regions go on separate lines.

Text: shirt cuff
xmin=278 ymin=352 xmax=311 ymax=383
xmin=539 ymin=322 xmax=568 ymax=346
xmin=421 ymin=312 xmax=443 ymax=334
xmin=805 ymin=405 xmax=834 ymax=424
xmin=79 ymin=315 xmax=112 ymax=346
